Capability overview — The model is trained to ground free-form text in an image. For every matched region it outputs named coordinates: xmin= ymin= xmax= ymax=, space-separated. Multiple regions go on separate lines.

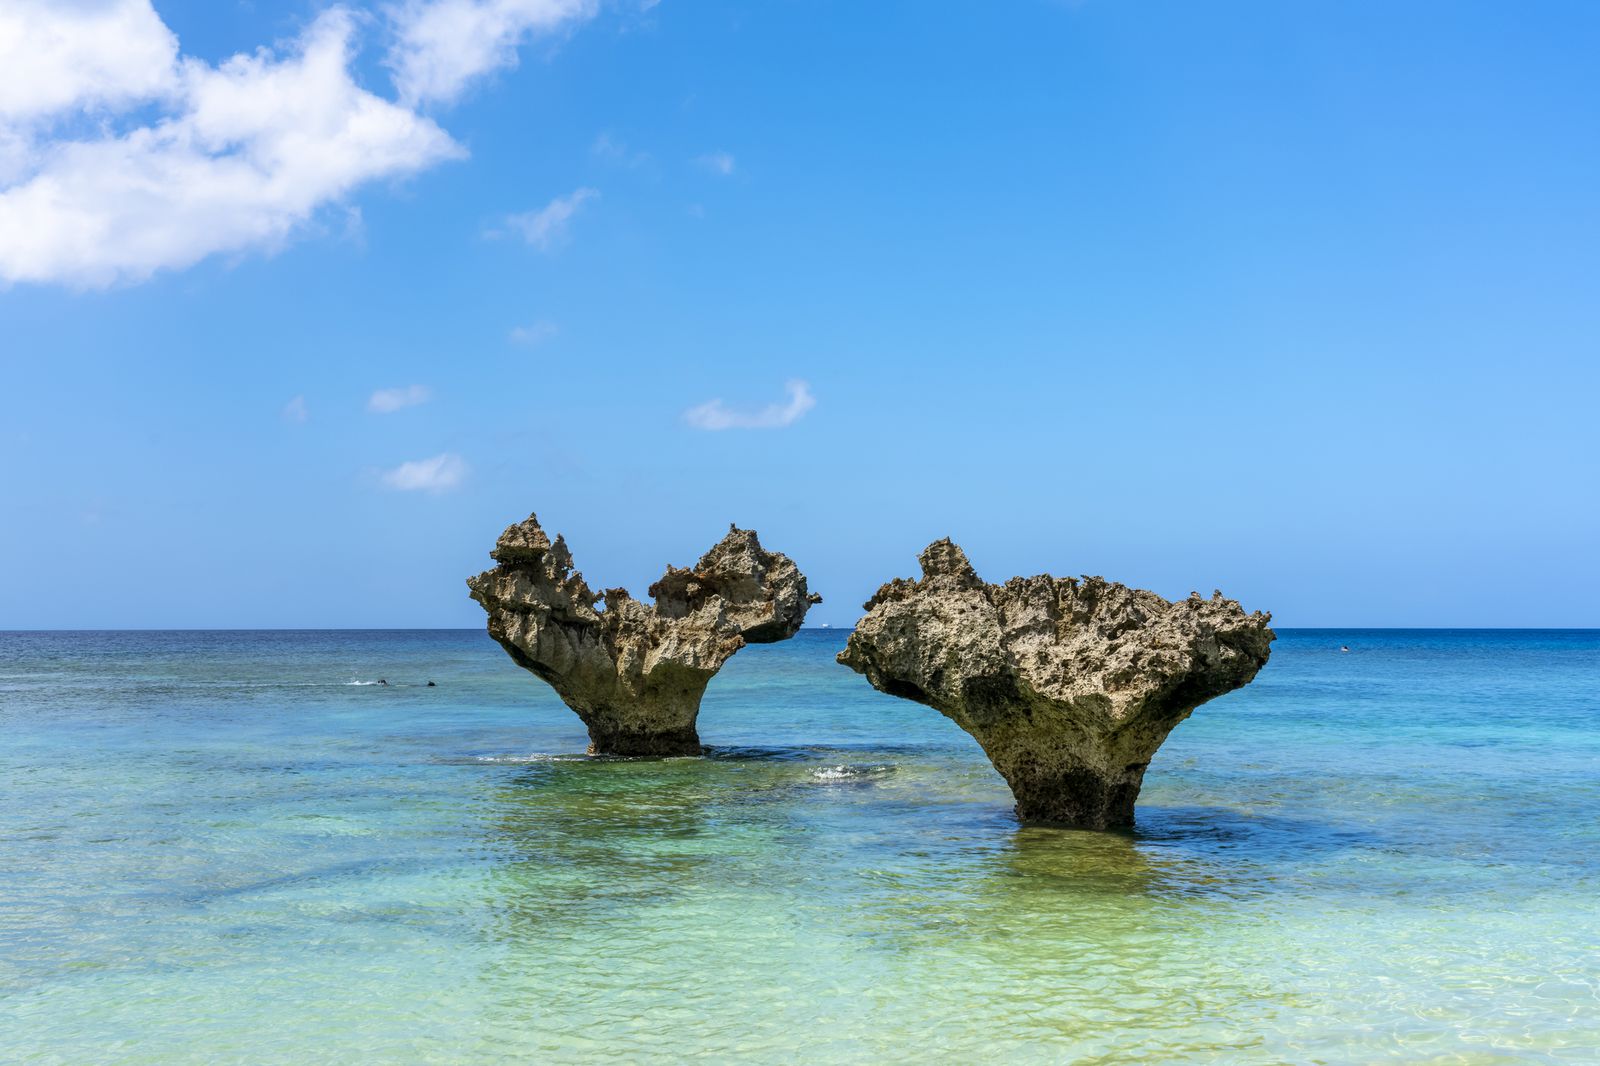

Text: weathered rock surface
xmin=467 ymin=513 xmax=820 ymax=756
xmin=838 ymin=540 xmax=1273 ymax=829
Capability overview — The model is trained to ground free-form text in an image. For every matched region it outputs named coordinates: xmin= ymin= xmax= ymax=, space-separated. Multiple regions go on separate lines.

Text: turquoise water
xmin=2 ymin=629 xmax=1597 ymax=1064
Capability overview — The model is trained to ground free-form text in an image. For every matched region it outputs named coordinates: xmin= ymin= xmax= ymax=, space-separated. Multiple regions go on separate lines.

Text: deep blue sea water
xmin=2 ymin=628 xmax=1597 ymax=1063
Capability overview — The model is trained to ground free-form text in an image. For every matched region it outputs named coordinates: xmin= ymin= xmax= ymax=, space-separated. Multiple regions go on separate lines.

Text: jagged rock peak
xmin=489 ymin=513 xmax=554 ymax=565
xmin=468 ymin=512 xmax=819 ymax=756
xmin=840 ymin=540 xmax=1273 ymax=829
xmin=918 ymin=538 xmax=981 ymax=586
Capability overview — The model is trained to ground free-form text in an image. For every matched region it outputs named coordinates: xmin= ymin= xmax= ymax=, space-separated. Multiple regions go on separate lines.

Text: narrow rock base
xmin=1005 ymin=766 xmax=1146 ymax=830
xmin=585 ymin=724 xmax=705 ymax=758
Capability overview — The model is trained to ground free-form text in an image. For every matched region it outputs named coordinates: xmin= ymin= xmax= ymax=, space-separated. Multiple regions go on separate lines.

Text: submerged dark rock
xmin=838 ymin=540 xmax=1273 ymax=829
xmin=467 ymin=513 xmax=820 ymax=756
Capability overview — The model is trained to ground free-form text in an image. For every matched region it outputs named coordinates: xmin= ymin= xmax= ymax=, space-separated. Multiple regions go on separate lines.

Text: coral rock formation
xmin=468 ymin=514 xmax=820 ymax=756
xmin=838 ymin=540 xmax=1273 ymax=829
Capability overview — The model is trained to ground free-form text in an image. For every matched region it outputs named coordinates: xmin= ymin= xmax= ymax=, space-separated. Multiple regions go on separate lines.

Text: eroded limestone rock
xmin=467 ymin=513 xmax=819 ymax=756
xmin=838 ymin=540 xmax=1273 ymax=829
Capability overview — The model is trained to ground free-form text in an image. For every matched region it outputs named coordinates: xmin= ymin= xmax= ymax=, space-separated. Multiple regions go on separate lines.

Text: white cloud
xmin=381 ymin=451 xmax=467 ymax=491
xmin=509 ymin=320 xmax=558 ymax=345
xmin=369 ymin=383 xmax=433 ymax=412
xmin=0 ymin=7 xmax=462 ymax=288
xmin=282 ymin=394 xmax=309 ymax=422
xmin=496 ymin=186 xmax=597 ymax=250
xmin=0 ymin=0 xmax=600 ymax=289
xmin=0 ymin=1 xmax=179 ymax=126
xmin=387 ymin=0 xmax=597 ymax=106
xmin=685 ymin=379 xmax=815 ymax=431
xmin=695 ymin=150 xmax=735 ymax=176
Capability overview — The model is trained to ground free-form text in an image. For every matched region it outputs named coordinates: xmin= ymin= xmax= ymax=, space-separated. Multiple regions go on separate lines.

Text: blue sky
xmin=2 ymin=0 xmax=1597 ymax=628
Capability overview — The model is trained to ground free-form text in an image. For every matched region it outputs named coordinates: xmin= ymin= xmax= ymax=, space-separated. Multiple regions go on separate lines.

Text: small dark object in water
xmin=378 ymin=679 xmax=388 ymax=685
xmin=427 ymin=681 xmax=436 ymax=687
xmin=1340 ymin=646 xmax=1350 ymax=653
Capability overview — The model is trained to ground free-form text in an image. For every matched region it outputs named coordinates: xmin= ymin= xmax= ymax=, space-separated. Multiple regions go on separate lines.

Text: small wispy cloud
xmin=695 ymin=151 xmax=735 ymax=176
xmin=509 ymin=320 xmax=559 ymax=346
xmin=381 ymin=452 xmax=468 ymax=492
xmin=387 ymin=0 xmax=602 ymax=107
xmin=591 ymin=133 xmax=649 ymax=168
xmin=495 ymin=187 xmax=599 ymax=251
xmin=368 ymin=384 xmax=432 ymax=413
xmin=282 ymin=395 xmax=309 ymax=423
xmin=685 ymin=379 xmax=815 ymax=431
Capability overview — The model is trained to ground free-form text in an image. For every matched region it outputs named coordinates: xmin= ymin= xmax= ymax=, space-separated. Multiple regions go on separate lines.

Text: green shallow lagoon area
xmin=2 ymin=629 xmax=1597 ymax=1063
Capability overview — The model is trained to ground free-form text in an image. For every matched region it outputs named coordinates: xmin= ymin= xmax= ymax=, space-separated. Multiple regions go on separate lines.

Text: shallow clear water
xmin=2 ymin=629 xmax=1597 ymax=1064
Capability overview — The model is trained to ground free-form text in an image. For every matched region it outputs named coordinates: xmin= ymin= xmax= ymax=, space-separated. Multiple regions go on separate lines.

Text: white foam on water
xmin=810 ymin=764 xmax=895 ymax=782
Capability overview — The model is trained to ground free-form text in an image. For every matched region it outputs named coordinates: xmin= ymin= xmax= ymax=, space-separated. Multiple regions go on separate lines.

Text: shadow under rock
xmin=1131 ymin=804 xmax=1380 ymax=863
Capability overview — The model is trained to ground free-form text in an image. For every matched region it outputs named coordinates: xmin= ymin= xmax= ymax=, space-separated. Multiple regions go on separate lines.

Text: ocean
xmin=1 ymin=628 xmax=1596 ymax=1063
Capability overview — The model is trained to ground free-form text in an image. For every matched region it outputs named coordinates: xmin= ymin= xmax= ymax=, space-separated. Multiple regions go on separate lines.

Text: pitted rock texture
xmin=468 ymin=513 xmax=820 ymax=756
xmin=839 ymin=540 xmax=1273 ymax=829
